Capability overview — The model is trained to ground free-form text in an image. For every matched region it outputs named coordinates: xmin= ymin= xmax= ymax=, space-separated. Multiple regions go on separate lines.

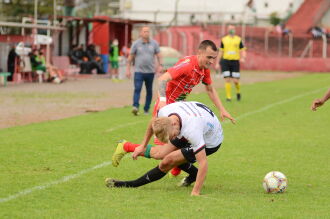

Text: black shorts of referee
xmin=220 ymin=59 xmax=240 ymax=78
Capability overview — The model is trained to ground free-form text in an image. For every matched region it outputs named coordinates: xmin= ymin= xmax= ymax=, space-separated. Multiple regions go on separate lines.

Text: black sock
xmin=114 ymin=166 xmax=167 ymax=188
xmin=178 ymin=163 xmax=198 ymax=182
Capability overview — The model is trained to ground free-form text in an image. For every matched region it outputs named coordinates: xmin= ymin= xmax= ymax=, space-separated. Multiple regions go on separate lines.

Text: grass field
xmin=0 ymin=73 xmax=329 ymax=218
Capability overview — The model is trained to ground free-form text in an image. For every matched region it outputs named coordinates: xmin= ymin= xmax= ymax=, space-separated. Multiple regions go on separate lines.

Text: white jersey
xmin=157 ymin=101 xmax=224 ymax=152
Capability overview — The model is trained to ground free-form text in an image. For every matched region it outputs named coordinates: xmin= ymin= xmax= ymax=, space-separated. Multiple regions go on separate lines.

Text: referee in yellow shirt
xmin=216 ymin=25 xmax=247 ymax=101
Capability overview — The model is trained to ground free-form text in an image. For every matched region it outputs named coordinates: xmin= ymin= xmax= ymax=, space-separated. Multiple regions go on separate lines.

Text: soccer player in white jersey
xmin=105 ymin=101 xmax=224 ymax=196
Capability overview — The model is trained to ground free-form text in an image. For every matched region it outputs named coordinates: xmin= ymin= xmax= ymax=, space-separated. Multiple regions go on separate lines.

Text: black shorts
xmin=220 ymin=59 xmax=240 ymax=78
xmin=170 ymin=138 xmax=221 ymax=163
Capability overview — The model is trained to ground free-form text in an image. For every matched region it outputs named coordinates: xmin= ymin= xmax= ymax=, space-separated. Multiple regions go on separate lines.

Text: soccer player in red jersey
xmin=112 ymin=40 xmax=235 ymax=175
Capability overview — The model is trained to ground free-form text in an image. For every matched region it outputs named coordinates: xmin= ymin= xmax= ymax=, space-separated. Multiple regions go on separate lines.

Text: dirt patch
xmin=0 ymin=72 xmax=304 ymax=129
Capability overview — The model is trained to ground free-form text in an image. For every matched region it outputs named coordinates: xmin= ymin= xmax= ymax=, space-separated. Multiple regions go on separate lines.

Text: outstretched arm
xmin=132 ymin=119 xmax=154 ymax=159
xmin=157 ymin=72 xmax=172 ymax=109
xmin=205 ymin=84 xmax=235 ymax=124
xmin=191 ymin=149 xmax=208 ymax=196
xmin=311 ymin=88 xmax=330 ymax=111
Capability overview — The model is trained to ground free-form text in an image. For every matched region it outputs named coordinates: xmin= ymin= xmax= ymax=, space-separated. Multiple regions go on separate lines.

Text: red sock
xmin=170 ymin=167 xmax=181 ymax=176
xmin=154 ymin=137 xmax=165 ymax=145
xmin=123 ymin=142 xmax=139 ymax=152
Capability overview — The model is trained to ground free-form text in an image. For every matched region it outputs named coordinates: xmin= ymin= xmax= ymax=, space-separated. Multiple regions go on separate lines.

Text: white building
xmin=119 ymin=0 xmax=304 ymax=26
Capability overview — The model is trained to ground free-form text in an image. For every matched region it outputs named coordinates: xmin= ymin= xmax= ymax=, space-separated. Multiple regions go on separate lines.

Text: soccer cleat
xmin=105 ymin=178 xmax=117 ymax=188
xmin=226 ymin=98 xmax=232 ymax=102
xmin=237 ymin=93 xmax=241 ymax=101
xmin=132 ymin=107 xmax=139 ymax=116
xmin=112 ymin=140 xmax=128 ymax=167
xmin=178 ymin=176 xmax=194 ymax=187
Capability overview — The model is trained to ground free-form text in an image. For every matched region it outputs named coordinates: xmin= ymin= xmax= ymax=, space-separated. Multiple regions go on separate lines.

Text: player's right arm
xmin=157 ymin=72 xmax=173 ymax=109
xmin=311 ymin=88 xmax=330 ymax=111
xmin=126 ymin=54 xmax=135 ymax=78
xmin=191 ymin=149 xmax=208 ymax=196
xmin=132 ymin=119 xmax=154 ymax=160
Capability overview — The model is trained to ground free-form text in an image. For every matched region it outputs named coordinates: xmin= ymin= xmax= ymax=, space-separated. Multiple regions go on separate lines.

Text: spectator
xmin=121 ymin=42 xmax=131 ymax=59
xmin=109 ymin=39 xmax=119 ymax=80
xmin=46 ymin=64 xmax=66 ymax=83
xmin=69 ymin=44 xmax=91 ymax=74
xmin=309 ymin=26 xmax=326 ymax=38
xmin=126 ymin=26 xmax=162 ymax=115
xmin=30 ymin=49 xmax=46 ymax=73
xmin=86 ymin=44 xmax=104 ymax=74
xmin=7 ymin=44 xmax=17 ymax=81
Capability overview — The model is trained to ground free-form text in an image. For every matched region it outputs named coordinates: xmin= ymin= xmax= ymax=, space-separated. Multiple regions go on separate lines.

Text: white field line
xmin=0 ymin=87 xmax=326 ymax=204
xmin=222 ymin=86 xmax=327 ymax=124
xmin=104 ymin=120 xmax=146 ymax=133
xmin=0 ymin=161 xmax=112 ymax=203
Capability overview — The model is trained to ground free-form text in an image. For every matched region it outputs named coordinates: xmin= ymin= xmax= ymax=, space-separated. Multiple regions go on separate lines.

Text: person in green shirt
xmin=109 ymin=39 xmax=119 ymax=80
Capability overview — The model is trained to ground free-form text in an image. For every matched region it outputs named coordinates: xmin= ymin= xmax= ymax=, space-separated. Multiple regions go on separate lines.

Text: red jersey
xmin=166 ymin=55 xmax=212 ymax=103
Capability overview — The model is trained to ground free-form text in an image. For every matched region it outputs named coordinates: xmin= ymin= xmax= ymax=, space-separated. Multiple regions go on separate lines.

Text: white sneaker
xmin=132 ymin=107 xmax=139 ymax=116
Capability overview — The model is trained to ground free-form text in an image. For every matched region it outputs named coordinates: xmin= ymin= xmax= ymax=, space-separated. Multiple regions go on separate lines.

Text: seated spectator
xmin=86 ymin=44 xmax=104 ymax=74
xmin=46 ymin=64 xmax=66 ymax=83
xmin=29 ymin=49 xmax=46 ymax=73
xmin=309 ymin=26 xmax=326 ymax=38
xmin=69 ymin=44 xmax=91 ymax=74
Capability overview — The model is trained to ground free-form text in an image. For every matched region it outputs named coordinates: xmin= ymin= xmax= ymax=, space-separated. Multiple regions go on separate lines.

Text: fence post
xmin=264 ymin=29 xmax=269 ymax=55
xmin=309 ymin=40 xmax=313 ymax=58
xmin=289 ymin=33 xmax=293 ymax=57
xmin=322 ymin=34 xmax=327 ymax=58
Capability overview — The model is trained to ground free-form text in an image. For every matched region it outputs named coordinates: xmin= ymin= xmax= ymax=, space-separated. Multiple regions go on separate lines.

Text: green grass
xmin=0 ymin=73 xmax=330 ymax=218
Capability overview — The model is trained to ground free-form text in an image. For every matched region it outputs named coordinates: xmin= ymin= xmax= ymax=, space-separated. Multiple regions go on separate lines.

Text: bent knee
xmin=150 ymin=148 xmax=166 ymax=160
xmin=159 ymin=156 xmax=175 ymax=172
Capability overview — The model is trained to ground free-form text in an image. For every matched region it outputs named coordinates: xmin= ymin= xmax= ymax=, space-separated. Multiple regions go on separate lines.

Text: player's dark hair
xmin=198 ymin=40 xmax=218 ymax=52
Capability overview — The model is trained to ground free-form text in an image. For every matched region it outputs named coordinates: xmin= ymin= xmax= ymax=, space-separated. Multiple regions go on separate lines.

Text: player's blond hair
xmin=152 ymin=117 xmax=172 ymax=143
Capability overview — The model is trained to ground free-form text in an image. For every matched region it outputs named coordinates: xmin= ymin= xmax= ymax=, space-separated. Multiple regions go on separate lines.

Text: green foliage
xmin=269 ymin=12 xmax=281 ymax=26
xmin=1 ymin=0 xmax=63 ymax=21
xmin=0 ymin=73 xmax=330 ymax=218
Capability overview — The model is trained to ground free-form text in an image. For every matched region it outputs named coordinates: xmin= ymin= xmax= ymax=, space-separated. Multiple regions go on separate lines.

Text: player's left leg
xmin=106 ymin=149 xmax=186 ymax=188
xmin=233 ymin=78 xmax=241 ymax=101
xmin=232 ymin=60 xmax=241 ymax=101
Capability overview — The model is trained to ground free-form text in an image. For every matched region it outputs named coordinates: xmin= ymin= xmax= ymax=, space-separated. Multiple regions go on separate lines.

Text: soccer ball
xmin=263 ymin=171 xmax=287 ymax=193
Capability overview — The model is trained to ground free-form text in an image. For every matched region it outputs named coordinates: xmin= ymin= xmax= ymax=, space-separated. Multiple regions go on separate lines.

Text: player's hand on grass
xmin=191 ymin=191 xmax=200 ymax=196
xmin=311 ymin=99 xmax=324 ymax=111
xmin=221 ymin=110 xmax=236 ymax=124
xmin=132 ymin=145 xmax=145 ymax=160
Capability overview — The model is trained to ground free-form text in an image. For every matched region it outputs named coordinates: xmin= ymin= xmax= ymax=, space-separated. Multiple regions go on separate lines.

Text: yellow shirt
xmin=220 ymin=35 xmax=246 ymax=60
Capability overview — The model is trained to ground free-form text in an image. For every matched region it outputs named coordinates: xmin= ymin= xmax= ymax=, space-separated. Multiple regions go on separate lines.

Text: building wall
xmin=120 ymin=0 xmax=304 ymax=25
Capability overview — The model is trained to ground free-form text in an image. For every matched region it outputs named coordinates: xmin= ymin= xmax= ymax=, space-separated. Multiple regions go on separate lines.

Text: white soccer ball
xmin=263 ymin=171 xmax=288 ymax=193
